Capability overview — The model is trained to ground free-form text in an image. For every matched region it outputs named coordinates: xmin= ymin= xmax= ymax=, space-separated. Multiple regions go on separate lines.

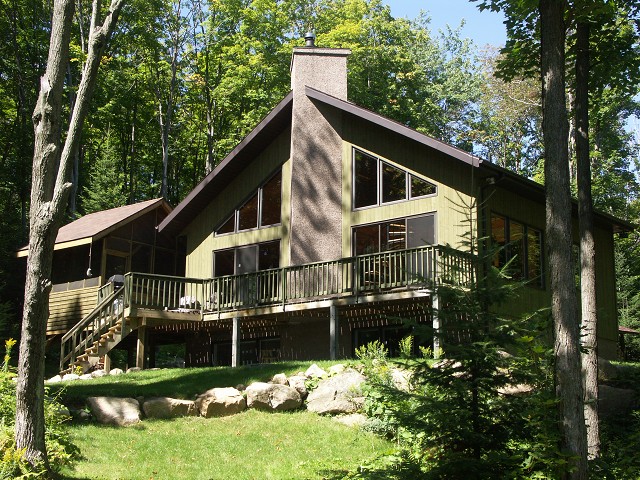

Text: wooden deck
xmin=60 ymin=244 xmax=473 ymax=371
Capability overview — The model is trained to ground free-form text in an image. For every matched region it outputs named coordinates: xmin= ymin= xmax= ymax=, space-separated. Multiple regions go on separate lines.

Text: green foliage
xmin=0 ymin=340 xmax=78 ymax=479
xmin=351 ymin=201 xmax=564 ymax=479
xmin=80 ymin=129 xmax=128 ymax=214
xmin=597 ymin=410 xmax=640 ymax=479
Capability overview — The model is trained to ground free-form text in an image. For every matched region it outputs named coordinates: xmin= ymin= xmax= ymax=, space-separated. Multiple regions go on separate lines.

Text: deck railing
xmin=60 ymin=245 xmax=475 ymax=370
xmin=122 ymin=245 xmax=474 ymax=314
xmin=60 ymin=285 xmax=126 ymax=371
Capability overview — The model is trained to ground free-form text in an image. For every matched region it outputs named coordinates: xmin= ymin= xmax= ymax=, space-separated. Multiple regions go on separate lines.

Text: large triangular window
xmin=215 ymin=169 xmax=282 ymax=235
xmin=353 ymin=149 xmax=436 ymax=209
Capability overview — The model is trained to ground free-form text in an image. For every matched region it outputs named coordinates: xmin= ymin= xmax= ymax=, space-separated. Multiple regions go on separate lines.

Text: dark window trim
xmin=352 ymin=147 xmax=437 ymax=211
xmin=351 ymin=212 xmax=437 ymax=256
xmin=490 ymin=211 xmax=545 ymax=289
xmin=214 ymin=168 xmax=283 ymax=236
xmin=212 ymin=239 xmax=281 ymax=277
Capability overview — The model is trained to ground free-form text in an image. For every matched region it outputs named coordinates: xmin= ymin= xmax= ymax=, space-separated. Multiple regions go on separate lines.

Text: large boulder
xmin=287 ymin=375 xmax=309 ymax=399
xmin=246 ymin=382 xmax=302 ymax=411
xmin=143 ymin=397 xmax=198 ymax=419
xmin=328 ymin=364 xmax=346 ymax=376
xmin=305 ymin=364 xmax=328 ymax=379
xmin=306 ymin=370 xmax=365 ymax=415
xmin=87 ymin=396 xmax=141 ymax=426
xmin=270 ymin=373 xmax=288 ymax=385
xmin=195 ymin=387 xmax=246 ymax=417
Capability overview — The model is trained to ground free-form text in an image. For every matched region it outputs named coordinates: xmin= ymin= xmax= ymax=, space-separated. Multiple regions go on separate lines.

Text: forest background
xmin=1 ymin=0 xmax=639 ymax=356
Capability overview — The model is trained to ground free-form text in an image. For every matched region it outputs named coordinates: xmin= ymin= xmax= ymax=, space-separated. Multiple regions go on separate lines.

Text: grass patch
xmin=51 ymin=361 xmax=342 ymax=405
xmin=60 ymin=410 xmax=390 ymax=480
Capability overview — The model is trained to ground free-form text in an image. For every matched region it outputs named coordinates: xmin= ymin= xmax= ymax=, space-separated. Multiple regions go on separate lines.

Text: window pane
xmin=509 ymin=221 xmax=525 ymax=280
xmin=381 ymin=162 xmax=406 ymax=203
xmin=410 ymin=175 xmax=436 ymax=198
xmin=236 ymin=246 xmax=258 ymax=274
xmin=491 ymin=214 xmax=507 ymax=268
xmin=354 ymin=224 xmax=380 ymax=255
xmin=527 ymin=228 xmax=543 ymax=286
xmin=217 ymin=214 xmax=235 ymax=234
xmin=382 ymin=220 xmax=406 ymax=251
xmin=407 ymin=215 xmax=435 ymax=247
xmin=354 ymin=150 xmax=378 ymax=208
xmin=238 ymin=193 xmax=258 ymax=230
xmin=261 ymin=171 xmax=282 ymax=226
xmin=259 ymin=241 xmax=280 ymax=270
xmin=214 ymin=249 xmax=235 ymax=277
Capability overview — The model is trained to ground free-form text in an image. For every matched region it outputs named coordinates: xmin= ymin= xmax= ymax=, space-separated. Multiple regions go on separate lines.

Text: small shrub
xmin=0 ymin=339 xmax=79 ymax=479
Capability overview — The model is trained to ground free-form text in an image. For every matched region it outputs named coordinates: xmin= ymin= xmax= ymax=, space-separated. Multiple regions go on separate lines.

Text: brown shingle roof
xmin=18 ymin=198 xmax=170 ymax=255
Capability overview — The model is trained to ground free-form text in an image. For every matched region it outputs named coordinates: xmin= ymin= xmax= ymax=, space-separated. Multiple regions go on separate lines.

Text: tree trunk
xmin=539 ymin=1 xmax=588 ymax=478
xmin=16 ymin=0 xmax=124 ymax=468
xmin=16 ymin=0 xmax=75 ymax=467
xmin=575 ymin=20 xmax=600 ymax=460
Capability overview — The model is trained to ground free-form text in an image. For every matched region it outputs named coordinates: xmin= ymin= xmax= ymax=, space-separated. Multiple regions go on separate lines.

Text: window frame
xmin=352 ymin=213 xmax=437 ymax=256
xmin=352 ymin=148 xmax=437 ymax=211
xmin=214 ymin=168 xmax=282 ymax=236
xmin=490 ymin=211 xmax=545 ymax=289
xmin=212 ymin=240 xmax=281 ymax=277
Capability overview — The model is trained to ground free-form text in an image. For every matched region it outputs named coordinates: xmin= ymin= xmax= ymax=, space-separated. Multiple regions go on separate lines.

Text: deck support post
xmin=136 ymin=324 xmax=148 ymax=369
xmin=329 ymin=305 xmax=339 ymax=360
xmin=103 ymin=353 xmax=111 ymax=373
xmin=231 ymin=317 xmax=240 ymax=368
xmin=432 ymin=294 xmax=441 ymax=358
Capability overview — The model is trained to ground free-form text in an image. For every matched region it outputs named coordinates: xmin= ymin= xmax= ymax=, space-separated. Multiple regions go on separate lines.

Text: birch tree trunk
xmin=16 ymin=0 xmax=124 ymax=468
xmin=539 ymin=0 xmax=588 ymax=478
xmin=575 ymin=20 xmax=600 ymax=460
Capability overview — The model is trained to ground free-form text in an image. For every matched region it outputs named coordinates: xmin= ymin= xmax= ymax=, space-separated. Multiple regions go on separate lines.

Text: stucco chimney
xmin=288 ymin=40 xmax=350 ymax=265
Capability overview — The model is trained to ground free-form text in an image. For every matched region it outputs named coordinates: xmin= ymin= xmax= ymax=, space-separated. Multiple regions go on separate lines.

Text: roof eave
xmin=158 ymin=91 xmax=294 ymax=236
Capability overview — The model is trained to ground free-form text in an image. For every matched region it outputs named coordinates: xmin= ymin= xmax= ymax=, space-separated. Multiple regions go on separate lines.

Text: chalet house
xmin=47 ymin=38 xmax=630 ymax=373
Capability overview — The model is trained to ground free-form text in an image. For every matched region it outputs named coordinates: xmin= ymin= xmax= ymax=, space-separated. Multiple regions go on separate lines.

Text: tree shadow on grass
xmin=50 ymin=361 xmax=315 ymax=403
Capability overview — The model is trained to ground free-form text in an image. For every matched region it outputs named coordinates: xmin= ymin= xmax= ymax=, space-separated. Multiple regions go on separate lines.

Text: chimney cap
xmin=304 ymin=31 xmax=316 ymax=47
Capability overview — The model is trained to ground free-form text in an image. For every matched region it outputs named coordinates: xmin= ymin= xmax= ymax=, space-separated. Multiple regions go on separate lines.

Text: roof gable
xmin=158 ymin=92 xmax=293 ymax=236
xmin=158 ymin=86 xmax=632 ymax=235
xmin=17 ymin=198 xmax=171 ymax=256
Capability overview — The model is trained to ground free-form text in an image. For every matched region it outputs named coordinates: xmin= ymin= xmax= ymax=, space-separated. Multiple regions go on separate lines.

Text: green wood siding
xmin=341 ymin=115 xmax=478 ymax=256
xmin=184 ymin=129 xmax=291 ymax=278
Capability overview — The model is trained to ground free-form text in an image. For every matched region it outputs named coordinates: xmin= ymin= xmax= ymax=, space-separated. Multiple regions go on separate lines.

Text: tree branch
xmin=53 ymin=0 xmax=125 ymax=213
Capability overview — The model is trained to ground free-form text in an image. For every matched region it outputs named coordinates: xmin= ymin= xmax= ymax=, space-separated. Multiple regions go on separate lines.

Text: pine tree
xmin=81 ymin=129 xmax=128 ymax=214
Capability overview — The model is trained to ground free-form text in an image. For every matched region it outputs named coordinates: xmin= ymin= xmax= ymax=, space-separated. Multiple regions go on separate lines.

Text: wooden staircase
xmin=60 ymin=285 xmax=132 ymax=374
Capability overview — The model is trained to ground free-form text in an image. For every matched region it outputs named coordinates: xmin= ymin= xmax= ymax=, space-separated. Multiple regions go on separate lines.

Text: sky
xmin=383 ymin=0 xmax=507 ymax=48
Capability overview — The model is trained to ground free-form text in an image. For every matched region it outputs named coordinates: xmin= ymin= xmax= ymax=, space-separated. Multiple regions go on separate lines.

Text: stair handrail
xmin=60 ymin=285 xmax=125 ymax=371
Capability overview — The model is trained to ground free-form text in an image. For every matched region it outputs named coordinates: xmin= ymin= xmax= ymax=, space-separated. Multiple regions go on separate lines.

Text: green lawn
xmin=55 ymin=361 xmax=390 ymax=479
xmin=61 ymin=410 xmax=389 ymax=480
